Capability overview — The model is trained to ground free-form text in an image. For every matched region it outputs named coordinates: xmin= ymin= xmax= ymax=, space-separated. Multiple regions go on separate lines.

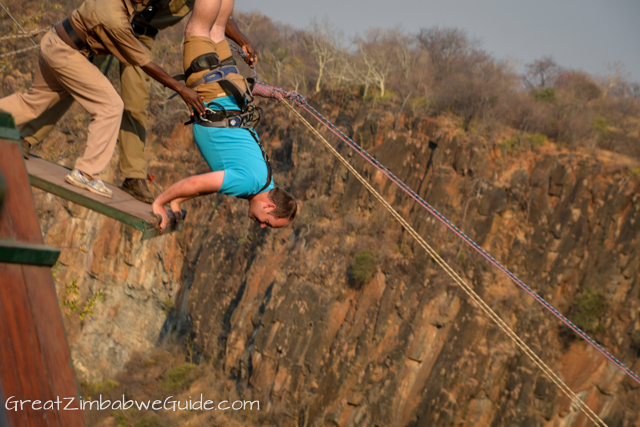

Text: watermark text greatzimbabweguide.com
xmin=5 ymin=394 xmax=260 ymax=412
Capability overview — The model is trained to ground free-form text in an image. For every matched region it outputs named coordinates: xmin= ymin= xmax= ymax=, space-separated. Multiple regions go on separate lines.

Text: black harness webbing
xmin=182 ymin=53 xmax=236 ymax=82
xmin=184 ymin=65 xmax=238 ymax=89
xmin=216 ymin=78 xmax=255 ymax=110
xmin=249 ymin=128 xmax=272 ymax=194
xmin=169 ymin=61 xmax=255 ymax=105
xmin=131 ymin=21 xmax=159 ymax=38
xmin=135 ymin=0 xmax=162 ymax=23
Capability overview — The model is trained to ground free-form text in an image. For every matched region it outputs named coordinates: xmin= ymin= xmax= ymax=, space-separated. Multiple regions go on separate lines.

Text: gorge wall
xmin=34 ymin=92 xmax=640 ymax=426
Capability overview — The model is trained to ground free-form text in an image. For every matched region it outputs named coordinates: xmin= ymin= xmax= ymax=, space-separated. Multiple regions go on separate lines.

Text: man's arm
xmin=141 ymin=62 xmax=207 ymax=115
xmin=152 ymin=171 xmax=225 ymax=233
xmin=225 ymin=18 xmax=258 ymax=68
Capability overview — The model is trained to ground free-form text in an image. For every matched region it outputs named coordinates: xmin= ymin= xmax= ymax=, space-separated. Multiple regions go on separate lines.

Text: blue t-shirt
xmin=193 ymin=97 xmax=275 ymax=199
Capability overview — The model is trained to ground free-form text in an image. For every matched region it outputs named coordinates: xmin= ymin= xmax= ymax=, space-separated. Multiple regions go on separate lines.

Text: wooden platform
xmin=26 ymin=156 xmax=185 ymax=240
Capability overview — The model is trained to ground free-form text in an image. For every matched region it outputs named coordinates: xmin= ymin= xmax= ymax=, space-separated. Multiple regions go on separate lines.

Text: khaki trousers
xmin=19 ymin=36 xmax=152 ymax=179
xmin=1 ymin=30 xmax=123 ymax=179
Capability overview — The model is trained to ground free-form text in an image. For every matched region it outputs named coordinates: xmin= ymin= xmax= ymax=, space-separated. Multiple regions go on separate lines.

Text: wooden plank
xmin=25 ymin=156 xmax=185 ymax=240
xmin=0 ymin=241 xmax=60 ymax=266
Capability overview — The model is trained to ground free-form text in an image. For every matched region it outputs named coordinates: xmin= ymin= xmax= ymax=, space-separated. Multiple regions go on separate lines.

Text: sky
xmin=236 ymin=0 xmax=640 ymax=84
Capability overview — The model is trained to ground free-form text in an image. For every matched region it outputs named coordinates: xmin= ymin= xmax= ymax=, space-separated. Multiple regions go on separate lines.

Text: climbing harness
xmin=186 ymin=64 xmax=240 ymax=92
xmin=249 ymin=128 xmax=272 ymax=194
xmin=169 ymin=51 xmax=256 ymax=118
xmin=184 ymin=101 xmax=271 ymax=194
xmin=182 ymin=53 xmax=237 ymax=82
xmin=188 ymin=103 xmax=261 ymax=129
xmin=169 ymin=53 xmax=256 ymax=110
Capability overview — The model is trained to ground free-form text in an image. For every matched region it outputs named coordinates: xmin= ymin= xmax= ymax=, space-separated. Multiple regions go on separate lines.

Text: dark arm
xmin=141 ymin=62 xmax=206 ymax=115
xmin=225 ymin=18 xmax=258 ymax=68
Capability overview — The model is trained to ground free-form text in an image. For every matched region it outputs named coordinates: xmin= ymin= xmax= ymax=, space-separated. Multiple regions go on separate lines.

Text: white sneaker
xmin=65 ymin=169 xmax=113 ymax=198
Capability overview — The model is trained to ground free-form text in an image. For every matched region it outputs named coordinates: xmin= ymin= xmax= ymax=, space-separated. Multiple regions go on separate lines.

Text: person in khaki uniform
xmin=18 ymin=0 xmax=257 ymax=203
xmin=0 ymin=0 xmax=206 ymax=198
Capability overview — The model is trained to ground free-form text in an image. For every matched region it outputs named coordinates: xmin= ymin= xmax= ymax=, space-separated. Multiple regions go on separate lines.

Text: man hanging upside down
xmin=151 ymin=0 xmax=296 ymax=233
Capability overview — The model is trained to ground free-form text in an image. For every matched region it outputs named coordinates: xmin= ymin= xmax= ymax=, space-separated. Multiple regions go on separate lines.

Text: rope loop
xmin=0 ymin=27 xmax=49 ymax=41
xmin=0 ymin=44 xmax=39 ymax=58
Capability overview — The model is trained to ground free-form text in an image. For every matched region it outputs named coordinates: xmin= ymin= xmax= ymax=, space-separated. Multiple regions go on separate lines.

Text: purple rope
xmin=231 ymin=45 xmax=640 ymax=386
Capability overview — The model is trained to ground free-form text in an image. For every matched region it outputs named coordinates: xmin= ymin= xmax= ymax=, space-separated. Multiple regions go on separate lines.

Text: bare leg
xmin=182 ymin=0 xmax=240 ymax=99
xmin=185 ymin=0 xmax=234 ymax=40
xmin=209 ymin=0 xmax=234 ymax=43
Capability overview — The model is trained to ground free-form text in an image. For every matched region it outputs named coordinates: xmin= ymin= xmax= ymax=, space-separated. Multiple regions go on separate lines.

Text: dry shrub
xmin=417 ymin=27 xmax=516 ymax=128
xmin=498 ymin=91 xmax=554 ymax=135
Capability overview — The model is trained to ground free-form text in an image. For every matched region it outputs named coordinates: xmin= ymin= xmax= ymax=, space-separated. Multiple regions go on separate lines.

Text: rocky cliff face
xmin=36 ymin=92 xmax=640 ymax=426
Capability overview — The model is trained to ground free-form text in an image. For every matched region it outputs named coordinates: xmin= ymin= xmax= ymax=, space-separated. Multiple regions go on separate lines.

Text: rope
xmin=295 ymin=96 xmax=640 ymax=386
xmin=271 ymin=89 xmax=640 ymax=388
xmin=0 ymin=44 xmax=39 ymax=58
xmin=229 ymin=45 xmax=640 ymax=389
xmin=0 ymin=3 xmax=37 ymax=46
xmin=0 ymin=27 xmax=49 ymax=41
xmin=279 ymin=98 xmax=608 ymax=426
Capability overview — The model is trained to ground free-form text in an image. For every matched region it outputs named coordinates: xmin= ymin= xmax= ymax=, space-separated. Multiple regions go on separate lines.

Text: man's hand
xmin=225 ymin=18 xmax=258 ymax=68
xmin=178 ymin=86 xmax=206 ymax=116
xmin=241 ymin=42 xmax=258 ymax=68
xmin=152 ymin=202 xmax=169 ymax=234
xmin=141 ymin=62 xmax=206 ymax=115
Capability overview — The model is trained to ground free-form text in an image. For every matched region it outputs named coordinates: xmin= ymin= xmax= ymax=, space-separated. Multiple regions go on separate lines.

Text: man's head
xmin=247 ymin=187 xmax=297 ymax=228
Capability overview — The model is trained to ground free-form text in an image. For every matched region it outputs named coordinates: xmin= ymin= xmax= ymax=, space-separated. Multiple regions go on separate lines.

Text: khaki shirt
xmin=134 ymin=0 xmax=194 ymax=31
xmin=71 ymin=0 xmax=151 ymax=67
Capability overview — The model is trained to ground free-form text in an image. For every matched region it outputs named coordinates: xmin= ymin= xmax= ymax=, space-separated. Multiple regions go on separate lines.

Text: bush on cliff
xmin=349 ymin=249 xmax=378 ymax=288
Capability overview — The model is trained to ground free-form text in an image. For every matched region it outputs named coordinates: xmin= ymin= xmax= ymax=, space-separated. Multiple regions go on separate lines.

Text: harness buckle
xmin=227 ymin=116 xmax=242 ymax=128
xmin=198 ymin=108 xmax=214 ymax=123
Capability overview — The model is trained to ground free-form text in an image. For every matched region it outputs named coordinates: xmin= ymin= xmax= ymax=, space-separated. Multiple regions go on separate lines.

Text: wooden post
xmin=0 ymin=112 xmax=85 ymax=427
